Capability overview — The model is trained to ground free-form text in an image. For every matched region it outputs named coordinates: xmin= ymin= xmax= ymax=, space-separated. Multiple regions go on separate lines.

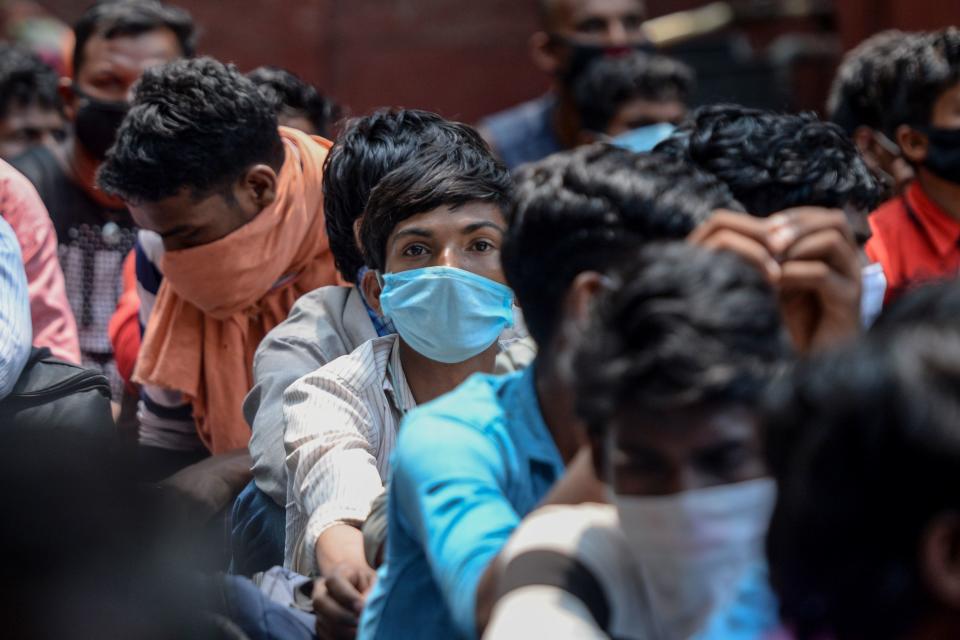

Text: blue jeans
xmin=230 ymin=480 xmax=285 ymax=576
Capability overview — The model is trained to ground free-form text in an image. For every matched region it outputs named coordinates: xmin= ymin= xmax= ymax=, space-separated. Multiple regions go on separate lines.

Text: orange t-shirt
xmin=866 ymin=181 xmax=960 ymax=304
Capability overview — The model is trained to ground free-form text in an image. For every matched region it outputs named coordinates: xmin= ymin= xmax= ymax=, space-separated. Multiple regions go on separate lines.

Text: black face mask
xmin=921 ymin=125 xmax=960 ymax=185
xmin=555 ymin=37 xmax=655 ymax=88
xmin=73 ymin=87 xmax=130 ymax=161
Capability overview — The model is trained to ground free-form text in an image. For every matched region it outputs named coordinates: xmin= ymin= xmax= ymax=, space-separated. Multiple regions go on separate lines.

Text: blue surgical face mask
xmin=610 ymin=122 xmax=676 ymax=153
xmin=378 ymin=266 xmax=515 ymax=364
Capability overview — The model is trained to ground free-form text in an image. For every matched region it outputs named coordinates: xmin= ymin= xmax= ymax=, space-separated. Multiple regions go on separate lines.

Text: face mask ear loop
xmin=375 ymin=270 xmax=385 ymax=288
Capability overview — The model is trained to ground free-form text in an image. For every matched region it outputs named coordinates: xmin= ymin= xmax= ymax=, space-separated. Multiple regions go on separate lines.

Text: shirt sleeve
xmin=483 ymin=588 xmax=607 ymax=640
xmin=283 ymin=367 xmax=386 ymax=573
xmin=246 ymin=330 xmax=331 ymax=505
xmin=0 ymin=169 xmax=79 ymax=363
xmin=0 ymin=216 xmax=32 ymax=399
xmin=135 ymin=234 xmax=196 ymax=447
xmin=392 ymin=414 xmax=521 ymax=640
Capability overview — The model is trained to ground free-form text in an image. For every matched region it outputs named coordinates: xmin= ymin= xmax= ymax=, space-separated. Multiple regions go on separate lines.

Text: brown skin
xmin=315 ymin=202 xmax=509 ymax=640
xmin=688 ymin=207 xmax=862 ymax=354
xmin=591 ymin=405 xmax=766 ymax=496
xmin=897 ymin=80 xmax=960 ymax=221
xmin=851 ymin=125 xmax=914 ymax=198
xmin=912 ymin=512 xmax=960 ymax=639
xmin=56 ymin=27 xmax=183 ymax=209
xmin=480 ymin=0 xmax=647 ymax=153
xmin=125 ymin=165 xmax=279 ymax=252
xmin=578 ymin=97 xmax=686 ymax=145
xmin=0 ymin=103 xmax=65 ymax=160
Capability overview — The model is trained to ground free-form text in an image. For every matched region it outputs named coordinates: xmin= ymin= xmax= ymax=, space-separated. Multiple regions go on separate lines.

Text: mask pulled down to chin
xmin=611 ymin=478 xmax=777 ymax=639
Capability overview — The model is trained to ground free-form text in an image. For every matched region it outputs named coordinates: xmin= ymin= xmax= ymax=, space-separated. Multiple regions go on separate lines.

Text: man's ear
xmin=361 ymin=267 xmax=384 ymax=317
xmin=897 ymin=124 xmax=929 ymax=165
xmin=921 ymin=512 xmax=960 ymax=610
xmin=237 ymin=165 xmax=278 ymax=214
xmin=530 ymin=31 xmax=561 ymax=74
xmin=59 ymin=77 xmax=78 ymax=121
xmin=563 ymin=270 xmax=607 ymax=331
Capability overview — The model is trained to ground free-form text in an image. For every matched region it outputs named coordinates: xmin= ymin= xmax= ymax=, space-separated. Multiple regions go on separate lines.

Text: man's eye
xmin=472 ymin=240 xmax=494 ymax=252
xmin=403 ymin=245 xmax=427 ymax=257
xmin=622 ymin=14 xmax=644 ymax=30
xmin=577 ymin=18 xmax=607 ymax=33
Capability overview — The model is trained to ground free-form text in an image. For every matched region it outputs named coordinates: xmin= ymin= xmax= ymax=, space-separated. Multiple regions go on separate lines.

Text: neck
xmin=399 ymin=339 xmax=498 ymax=406
xmin=534 ymin=353 xmax=587 ymax=464
xmin=552 ymin=84 xmax=582 ymax=151
xmin=64 ymin=135 xmax=127 ymax=210
xmin=917 ymin=169 xmax=960 ymax=221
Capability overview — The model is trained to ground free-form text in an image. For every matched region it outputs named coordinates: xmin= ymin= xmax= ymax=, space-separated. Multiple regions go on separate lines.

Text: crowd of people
xmin=1 ymin=0 xmax=959 ymax=639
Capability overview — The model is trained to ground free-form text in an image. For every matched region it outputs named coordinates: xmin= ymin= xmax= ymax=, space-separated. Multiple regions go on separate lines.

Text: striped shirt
xmin=282 ymin=334 xmax=415 ymax=573
xmin=0 ymin=215 xmax=31 ymax=399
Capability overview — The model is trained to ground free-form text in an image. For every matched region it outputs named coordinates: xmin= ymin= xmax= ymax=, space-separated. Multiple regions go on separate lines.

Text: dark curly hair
xmin=503 ymin=144 xmax=744 ymax=349
xmin=0 ymin=45 xmax=61 ymax=119
xmin=656 ymin=104 xmax=880 ymax=216
xmin=884 ymin=27 xmax=960 ymax=133
xmin=360 ymin=139 xmax=512 ymax=273
xmin=827 ymin=30 xmax=921 ymax=136
xmin=575 ymin=242 xmax=786 ymax=438
xmin=763 ymin=324 xmax=960 ymax=639
xmin=574 ymin=51 xmax=694 ymax=133
xmin=97 ymin=57 xmax=283 ymax=204
xmin=73 ymin=0 xmax=195 ymax=76
xmin=247 ymin=66 xmax=340 ymax=138
xmin=323 ymin=109 xmax=492 ymax=281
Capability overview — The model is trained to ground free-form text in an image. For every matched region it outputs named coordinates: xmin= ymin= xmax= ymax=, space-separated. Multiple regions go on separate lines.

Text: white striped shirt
xmin=0 ymin=215 xmax=31 ymax=399
xmin=283 ymin=334 xmax=415 ymax=573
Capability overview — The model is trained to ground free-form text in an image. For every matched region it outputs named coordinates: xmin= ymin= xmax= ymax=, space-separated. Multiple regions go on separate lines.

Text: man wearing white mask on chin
xmin=282 ymin=140 xmax=515 ymax=636
xmin=484 ymin=242 xmax=790 ymax=640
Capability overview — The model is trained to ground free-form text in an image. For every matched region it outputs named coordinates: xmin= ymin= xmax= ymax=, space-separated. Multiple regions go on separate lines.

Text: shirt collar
xmin=508 ymin=364 xmax=565 ymax=469
xmin=383 ymin=336 xmax=417 ymax=416
xmin=905 ymin=181 xmax=960 ymax=258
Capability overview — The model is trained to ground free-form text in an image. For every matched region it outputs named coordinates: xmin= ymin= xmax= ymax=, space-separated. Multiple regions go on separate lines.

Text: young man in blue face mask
xmin=485 ymin=242 xmax=788 ymax=640
xmin=573 ymin=50 xmax=693 ymax=150
xmin=281 ymin=140 xmax=514 ymax=635
xmin=866 ymin=28 xmax=960 ymax=304
xmin=477 ymin=0 xmax=649 ymax=169
xmin=357 ymin=145 xmax=756 ymax=640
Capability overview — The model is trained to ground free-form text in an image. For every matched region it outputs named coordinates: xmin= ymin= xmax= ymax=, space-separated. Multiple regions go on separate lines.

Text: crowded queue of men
xmin=0 ymin=0 xmax=959 ymax=638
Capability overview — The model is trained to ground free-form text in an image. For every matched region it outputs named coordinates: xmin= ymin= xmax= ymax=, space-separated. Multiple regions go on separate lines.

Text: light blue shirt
xmin=0 ymin=215 xmax=31 ymax=399
xmin=358 ymin=365 xmax=565 ymax=640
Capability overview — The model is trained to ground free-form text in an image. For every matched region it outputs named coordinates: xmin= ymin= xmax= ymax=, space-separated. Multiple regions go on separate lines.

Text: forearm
xmin=316 ymin=523 xmax=368 ymax=576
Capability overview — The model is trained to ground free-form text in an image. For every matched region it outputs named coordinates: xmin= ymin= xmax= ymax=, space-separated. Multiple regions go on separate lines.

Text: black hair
xmin=574 ymin=51 xmax=694 ymax=133
xmin=826 ymin=30 xmax=920 ymax=136
xmin=576 ymin=242 xmax=786 ymax=438
xmin=871 ymin=276 xmax=960 ymax=331
xmin=73 ymin=1 xmax=196 ymax=76
xmin=0 ymin=45 xmax=61 ymax=119
xmin=502 ymin=144 xmax=744 ymax=349
xmin=323 ymin=109 xmax=491 ymax=281
xmin=763 ymin=325 xmax=960 ymax=639
xmin=246 ymin=66 xmax=340 ymax=138
xmin=657 ymin=104 xmax=880 ymax=216
xmin=359 ymin=138 xmax=512 ymax=272
xmin=97 ymin=57 xmax=283 ymax=204
xmin=885 ymin=28 xmax=960 ymax=133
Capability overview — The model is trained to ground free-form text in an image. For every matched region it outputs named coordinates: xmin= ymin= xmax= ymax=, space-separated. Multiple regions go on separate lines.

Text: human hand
xmin=313 ymin=561 xmax=377 ymax=640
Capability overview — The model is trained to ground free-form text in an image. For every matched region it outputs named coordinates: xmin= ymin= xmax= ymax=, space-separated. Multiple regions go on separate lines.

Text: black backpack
xmin=0 ymin=348 xmax=115 ymax=437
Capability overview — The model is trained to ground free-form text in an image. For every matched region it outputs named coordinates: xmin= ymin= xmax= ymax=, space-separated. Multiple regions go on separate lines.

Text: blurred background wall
xmin=13 ymin=0 xmax=960 ymax=124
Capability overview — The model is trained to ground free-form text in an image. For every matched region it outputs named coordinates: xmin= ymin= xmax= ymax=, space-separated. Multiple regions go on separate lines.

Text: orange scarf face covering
xmin=134 ymin=127 xmax=337 ymax=453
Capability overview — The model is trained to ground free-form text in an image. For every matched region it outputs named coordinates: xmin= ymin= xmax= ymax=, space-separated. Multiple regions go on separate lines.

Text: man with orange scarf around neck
xmin=97 ymin=57 xmax=337 ymax=479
